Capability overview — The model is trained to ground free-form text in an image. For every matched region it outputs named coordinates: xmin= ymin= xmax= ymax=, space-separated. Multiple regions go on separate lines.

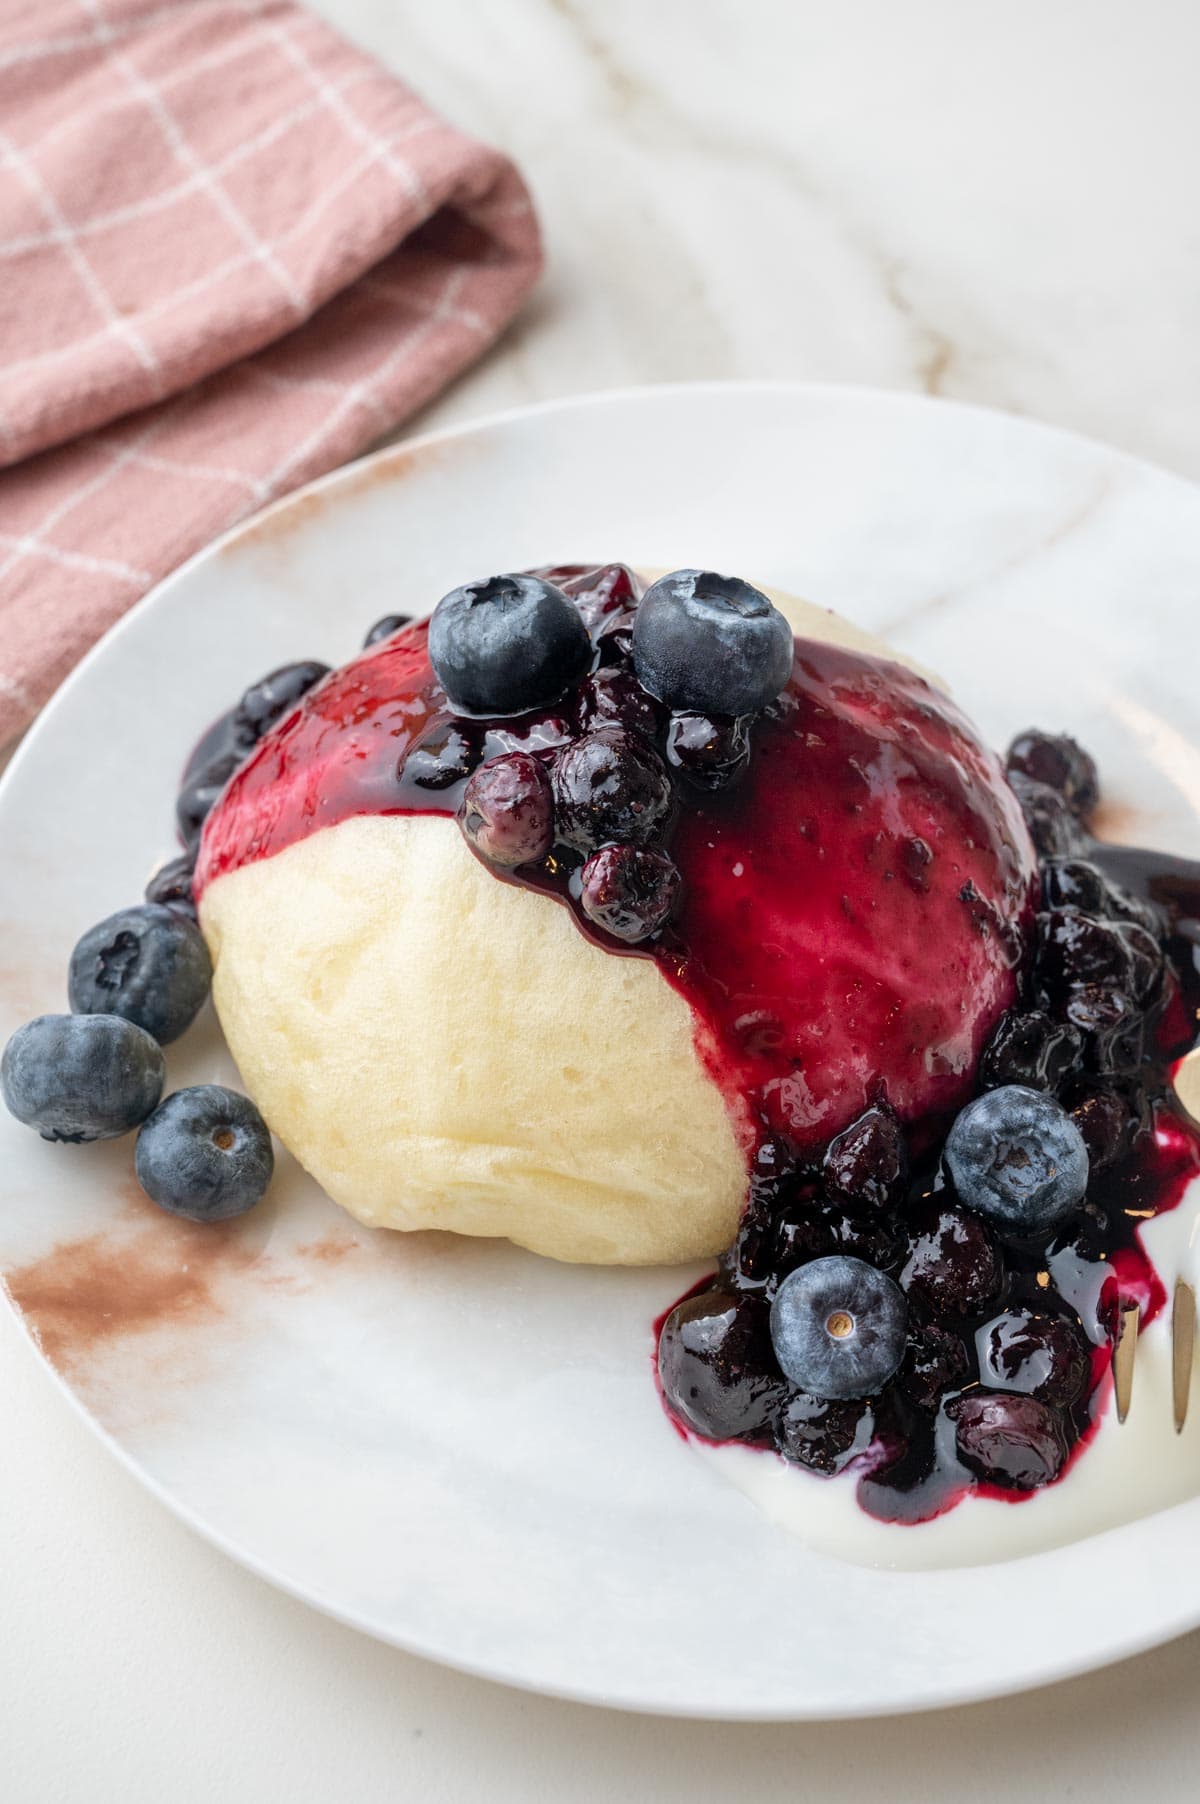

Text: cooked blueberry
xmin=1005 ymin=730 xmax=1099 ymax=821
xmin=752 ymin=1132 xmax=801 ymax=1195
xmin=1062 ymin=984 xmax=1142 ymax=1071
xmin=721 ymin=1188 xmax=779 ymax=1287
xmin=657 ymin=1287 xmax=785 ymax=1441
xmin=402 ymin=720 xmax=482 ymax=791
xmin=1041 ymin=858 xmax=1109 ymax=915
xmin=144 ymin=852 xmax=197 ymax=920
xmin=428 ymin=574 xmax=590 ymax=715
xmin=773 ymin=1200 xmax=900 ymax=1274
xmin=774 ymin=1391 xmax=875 ymax=1474
xmin=576 ymin=664 xmax=663 ymax=738
xmin=949 ymin=1391 xmax=1070 ymax=1490
xmin=562 ymin=563 xmax=639 ymax=635
xmin=664 ymin=713 xmax=752 ymax=790
xmin=1036 ymin=908 xmax=1143 ymax=1001
xmin=135 ymin=1085 xmax=273 ymax=1223
xmin=1007 ymin=772 xmax=1085 ymax=858
xmin=553 ymin=726 xmax=673 ymax=852
xmin=183 ymin=705 xmax=256 ymax=784
xmin=234 ymin=660 xmax=330 ymax=738
xmin=458 ymin=753 xmax=554 ymax=869
xmin=976 ymin=1308 xmax=1090 ymax=1407
xmin=2 ymin=1013 xmax=164 ymax=1142
xmin=979 ymin=1010 xmax=1083 ymax=1093
xmin=897 ymin=1324 xmax=970 ymax=1411
xmin=68 ymin=904 xmax=211 ymax=1045
xmin=770 ymin=1256 xmax=908 ymax=1400
xmin=901 ymin=836 xmax=934 ymax=892
xmin=1103 ymin=882 xmax=1167 ymax=943
xmin=1069 ymin=1082 xmax=1137 ymax=1169
xmin=822 ymin=1105 xmax=907 ymax=1211
xmin=946 ymin=1085 xmax=1089 ymax=1235
xmin=579 ymin=844 xmax=680 ymax=942
xmin=176 ymin=748 xmax=241 ymax=847
xmin=632 ymin=569 xmax=794 ymax=717
xmin=363 ymin=612 xmax=412 ymax=647
xmin=900 ymin=1206 xmax=1002 ymax=1317
xmin=1117 ymin=922 xmax=1165 ymax=1002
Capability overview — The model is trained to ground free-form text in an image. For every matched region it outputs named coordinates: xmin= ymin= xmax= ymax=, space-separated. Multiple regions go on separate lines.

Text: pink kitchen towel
xmin=0 ymin=0 xmax=543 ymax=746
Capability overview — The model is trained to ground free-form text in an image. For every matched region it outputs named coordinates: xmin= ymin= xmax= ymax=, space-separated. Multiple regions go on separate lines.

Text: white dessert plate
xmin=3 ymin=383 xmax=1200 ymax=1720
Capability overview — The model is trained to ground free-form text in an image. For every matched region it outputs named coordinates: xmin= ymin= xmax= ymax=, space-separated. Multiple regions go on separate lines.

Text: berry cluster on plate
xmin=658 ymin=733 xmax=1200 ymax=1520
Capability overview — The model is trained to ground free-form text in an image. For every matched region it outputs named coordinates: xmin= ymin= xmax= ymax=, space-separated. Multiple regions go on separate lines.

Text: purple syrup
xmin=196 ymin=563 xmax=1035 ymax=1157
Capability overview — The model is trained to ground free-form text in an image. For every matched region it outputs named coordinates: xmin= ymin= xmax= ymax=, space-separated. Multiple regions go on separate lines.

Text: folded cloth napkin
xmin=0 ymin=0 xmax=542 ymax=747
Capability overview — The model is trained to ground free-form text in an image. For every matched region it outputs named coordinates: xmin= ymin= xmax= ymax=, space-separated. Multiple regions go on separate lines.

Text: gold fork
xmin=1112 ymin=1048 xmax=1200 ymax=1431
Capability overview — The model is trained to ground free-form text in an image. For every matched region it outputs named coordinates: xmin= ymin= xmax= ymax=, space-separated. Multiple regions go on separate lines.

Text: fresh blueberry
xmin=144 ymin=852 xmax=197 ymax=920
xmin=363 ymin=613 xmax=412 ymax=647
xmin=945 ymin=1085 xmax=1089 ymax=1234
xmin=579 ymin=844 xmax=680 ymax=942
xmin=428 ymin=574 xmax=591 ymax=716
xmin=233 ymin=660 xmax=330 ymax=739
xmin=822 ymin=1104 xmax=907 ymax=1211
xmin=976 ymin=1308 xmax=1090 ymax=1407
xmin=2 ymin=1013 xmax=164 ymax=1142
xmin=979 ymin=1010 xmax=1083 ymax=1094
xmin=553 ymin=726 xmax=673 ymax=852
xmin=458 ymin=753 xmax=554 ymax=869
xmin=899 ymin=1206 xmax=1002 ymax=1317
xmin=657 ymin=1287 xmax=786 ymax=1441
xmin=1005 ymin=729 xmax=1099 ymax=821
xmin=135 ymin=1085 xmax=274 ymax=1222
xmin=769 ymin=1256 xmax=908 ymax=1401
xmin=632 ymin=569 xmax=794 ymax=718
xmin=68 ymin=904 xmax=211 ymax=1045
xmin=1007 ymin=772 xmax=1085 ymax=858
xmin=664 ymin=712 xmax=752 ymax=790
xmin=774 ymin=1391 xmax=875 ymax=1474
xmin=949 ymin=1391 xmax=1071 ymax=1490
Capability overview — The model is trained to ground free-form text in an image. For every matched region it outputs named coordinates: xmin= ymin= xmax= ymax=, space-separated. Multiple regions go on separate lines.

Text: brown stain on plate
xmin=4 ymin=1187 xmax=364 ymax=1382
xmin=227 ymin=435 xmax=479 ymax=558
xmin=5 ymin=1193 xmax=256 ymax=1375
xmin=1092 ymin=797 xmax=1160 ymax=843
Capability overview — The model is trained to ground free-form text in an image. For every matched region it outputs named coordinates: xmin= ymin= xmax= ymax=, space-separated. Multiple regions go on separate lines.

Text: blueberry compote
xmin=660 ymin=739 xmax=1200 ymax=1525
xmin=190 ymin=567 xmax=1200 ymax=1527
xmin=197 ymin=564 xmax=1035 ymax=1151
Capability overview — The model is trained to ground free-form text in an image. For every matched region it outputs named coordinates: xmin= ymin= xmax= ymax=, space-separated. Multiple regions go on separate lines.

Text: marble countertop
xmin=5 ymin=1 xmax=1200 ymax=1797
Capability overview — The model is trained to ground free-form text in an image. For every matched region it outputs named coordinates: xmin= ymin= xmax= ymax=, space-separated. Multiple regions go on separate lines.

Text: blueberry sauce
xmin=189 ymin=567 xmax=1200 ymax=1526
xmin=659 ymin=806 xmax=1200 ymax=1525
xmin=196 ymin=563 xmax=1035 ymax=1153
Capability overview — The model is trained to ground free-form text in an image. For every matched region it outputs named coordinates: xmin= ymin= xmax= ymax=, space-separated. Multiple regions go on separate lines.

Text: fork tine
xmin=1173 ymin=1280 xmax=1196 ymax=1434
xmin=1113 ymin=1302 xmax=1140 ymax=1424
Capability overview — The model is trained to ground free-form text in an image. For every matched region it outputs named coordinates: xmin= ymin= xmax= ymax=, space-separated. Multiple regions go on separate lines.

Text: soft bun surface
xmin=200 ymin=589 xmax=931 ymax=1265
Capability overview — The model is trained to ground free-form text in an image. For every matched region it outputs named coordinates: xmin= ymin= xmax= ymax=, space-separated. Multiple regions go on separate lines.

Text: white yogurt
xmin=701 ymin=1179 xmax=1200 ymax=1569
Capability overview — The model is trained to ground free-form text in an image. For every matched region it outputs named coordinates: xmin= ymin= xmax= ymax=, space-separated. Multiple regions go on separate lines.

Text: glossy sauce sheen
xmin=197 ymin=567 xmax=1037 ymax=1153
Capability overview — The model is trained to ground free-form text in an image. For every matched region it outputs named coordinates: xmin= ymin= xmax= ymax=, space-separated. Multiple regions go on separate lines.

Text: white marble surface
xmin=6 ymin=0 xmax=1200 ymax=1797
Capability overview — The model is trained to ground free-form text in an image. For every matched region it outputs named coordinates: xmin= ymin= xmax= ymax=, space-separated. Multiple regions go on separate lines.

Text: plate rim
xmin=5 ymin=378 xmax=1200 ymax=1720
